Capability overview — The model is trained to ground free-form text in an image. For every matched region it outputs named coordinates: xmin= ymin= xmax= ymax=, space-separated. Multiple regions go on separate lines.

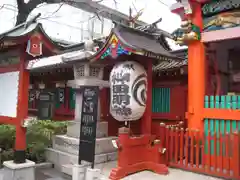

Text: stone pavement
xmin=0 ymin=164 xmax=224 ymax=180
xmin=36 ymin=163 xmax=224 ymax=180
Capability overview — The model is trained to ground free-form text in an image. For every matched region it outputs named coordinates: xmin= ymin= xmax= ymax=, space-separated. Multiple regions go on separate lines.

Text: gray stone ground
xmin=37 ymin=167 xmax=224 ymax=180
xmin=0 ymin=164 xmax=224 ymax=180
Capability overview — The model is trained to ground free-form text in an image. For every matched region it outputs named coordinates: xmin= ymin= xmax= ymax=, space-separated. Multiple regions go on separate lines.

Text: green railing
xmin=204 ymin=95 xmax=240 ymax=155
xmin=152 ymin=88 xmax=171 ymax=113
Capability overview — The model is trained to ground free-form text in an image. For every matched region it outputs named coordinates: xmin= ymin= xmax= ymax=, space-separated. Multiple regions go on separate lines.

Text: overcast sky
xmin=0 ymin=0 xmax=182 ymax=49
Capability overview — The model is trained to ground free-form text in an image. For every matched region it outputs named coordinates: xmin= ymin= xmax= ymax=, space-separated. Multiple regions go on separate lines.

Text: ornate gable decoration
xmin=202 ymin=0 xmax=240 ymax=17
xmin=100 ymin=35 xmax=132 ymax=60
xmin=26 ymin=35 xmax=43 ymax=57
xmin=170 ymin=1 xmax=201 ymax=45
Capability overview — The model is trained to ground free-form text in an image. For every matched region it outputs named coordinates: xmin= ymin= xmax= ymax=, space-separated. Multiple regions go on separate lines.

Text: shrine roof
xmin=0 ymin=20 xmax=78 ymax=52
xmin=153 ymin=58 xmax=188 ymax=71
xmin=26 ymin=49 xmax=95 ymax=72
xmin=153 ymin=48 xmax=188 ymax=72
xmin=89 ymin=23 xmax=183 ymax=63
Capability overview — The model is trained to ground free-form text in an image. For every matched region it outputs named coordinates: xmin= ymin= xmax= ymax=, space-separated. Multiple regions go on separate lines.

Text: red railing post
xmin=174 ymin=128 xmax=179 ymax=163
xmin=185 ymin=129 xmax=189 ymax=167
xmin=170 ymin=127 xmax=174 ymax=163
xmin=205 ymin=130 xmax=211 ymax=173
xmin=233 ymin=131 xmax=240 ymax=179
xmin=165 ymin=126 xmax=169 ymax=164
xmin=219 ymin=132 xmax=223 ymax=175
xmin=195 ymin=130 xmax=200 ymax=168
xmin=225 ymin=133 xmax=230 ymax=175
xmin=190 ymin=129 xmax=194 ymax=167
xmin=179 ymin=128 xmax=184 ymax=165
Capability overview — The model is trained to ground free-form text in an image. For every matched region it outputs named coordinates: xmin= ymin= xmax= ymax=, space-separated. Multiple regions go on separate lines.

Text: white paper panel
xmin=0 ymin=71 xmax=19 ymax=118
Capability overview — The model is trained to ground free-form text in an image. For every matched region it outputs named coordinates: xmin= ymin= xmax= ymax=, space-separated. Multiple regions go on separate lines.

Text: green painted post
xmin=226 ymin=96 xmax=231 ymax=134
xmin=157 ymin=88 xmax=160 ymax=112
xmin=220 ymin=96 xmax=226 ymax=156
xmin=161 ymin=88 xmax=165 ymax=113
xmin=210 ymin=96 xmax=215 ymax=155
xmin=204 ymin=95 xmax=209 ymax=154
xmin=152 ymin=88 xmax=155 ymax=113
xmin=168 ymin=88 xmax=171 ymax=112
xmin=215 ymin=96 xmax=220 ymax=155
xmin=160 ymin=88 xmax=163 ymax=112
xmin=232 ymin=96 xmax=237 ymax=132
xmin=220 ymin=96 xmax=226 ymax=135
xmin=69 ymin=88 xmax=76 ymax=110
xmin=238 ymin=96 xmax=240 ymax=132
xmin=162 ymin=88 xmax=166 ymax=112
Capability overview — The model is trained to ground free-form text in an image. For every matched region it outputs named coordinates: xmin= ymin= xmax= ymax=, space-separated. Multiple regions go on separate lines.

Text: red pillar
xmin=14 ymin=53 xmax=29 ymax=163
xmin=187 ymin=1 xmax=205 ymax=130
xmin=100 ymin=88 xmax=107 ymax=121
xmin=141 ymin=60 xmax=152 ymax=134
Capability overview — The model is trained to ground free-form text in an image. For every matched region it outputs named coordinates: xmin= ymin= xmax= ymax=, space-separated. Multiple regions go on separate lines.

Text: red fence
xmin=159 ymin=124 xmax=240 ymax=179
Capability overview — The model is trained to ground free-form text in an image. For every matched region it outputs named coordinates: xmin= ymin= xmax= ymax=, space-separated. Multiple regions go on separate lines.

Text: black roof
xmin=90 ymin=23 xmax=183 ymax=63
xmin=0 ymin=20 xmax=86 ymax=53
xmin=153 ymin=48 xmax=188 ymax=72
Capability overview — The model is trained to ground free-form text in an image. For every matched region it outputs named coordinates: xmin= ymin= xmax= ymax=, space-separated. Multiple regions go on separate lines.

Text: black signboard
xmin=78 ymin=86 xmax=99 ymax=168
xmin=37 ymin=91 xmax=55 ymax=120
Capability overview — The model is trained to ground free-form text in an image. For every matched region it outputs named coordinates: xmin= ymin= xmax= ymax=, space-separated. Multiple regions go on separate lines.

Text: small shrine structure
xmin=60 ymin=22 xmax=182 ymax=179
xmin=0 ymin=16 xmax=83 ymax=180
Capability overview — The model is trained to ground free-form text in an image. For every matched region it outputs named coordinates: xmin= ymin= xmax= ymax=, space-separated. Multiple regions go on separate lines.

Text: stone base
xmin=85 ymin=168 xmax=101 ymax=180
xmin=3 ymin=160 xmax=35 ymax=180
xmin=72 ymin=164 xmax=85 ymax=180
xmin=62 ymin=161 xmax=117 ymax=178
xmin=45 ymin=148 xmax=117 ymax=172
xmin=67 ymin=121 xmax=108 ymax=139
xmin=53 ymin=135 xmax=117 ymax=155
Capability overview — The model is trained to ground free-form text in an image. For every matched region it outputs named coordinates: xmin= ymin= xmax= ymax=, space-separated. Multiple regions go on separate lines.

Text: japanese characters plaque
xmin=78 ymin=86 xmax=99 ymax=167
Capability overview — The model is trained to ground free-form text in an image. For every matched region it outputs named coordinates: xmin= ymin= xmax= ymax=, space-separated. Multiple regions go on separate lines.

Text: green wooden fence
xmin=204 ymin=95 xmax=240 ymax=155
xmin=152 ymin=88 xmax=171 ymax=113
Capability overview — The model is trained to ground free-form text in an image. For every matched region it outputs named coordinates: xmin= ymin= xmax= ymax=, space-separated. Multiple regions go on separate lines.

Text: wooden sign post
xmin=78 ymin=86 xmax=99 ymax=169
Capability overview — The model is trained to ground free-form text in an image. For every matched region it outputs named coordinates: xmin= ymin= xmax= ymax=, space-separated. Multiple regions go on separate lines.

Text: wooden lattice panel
xmin=73 ymin=64 xmax=85 ymax=79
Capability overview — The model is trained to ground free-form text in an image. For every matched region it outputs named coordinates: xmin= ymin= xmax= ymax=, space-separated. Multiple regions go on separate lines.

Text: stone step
xmin=67 ymin=121 xmax=108 ymax=138
xmin=53 ymin=135 xmax=117 ymax=155
xmin=45 ymin=148 xmax=117 ymax=172
xmin=61 ymin=161 xmax=117 ymax=177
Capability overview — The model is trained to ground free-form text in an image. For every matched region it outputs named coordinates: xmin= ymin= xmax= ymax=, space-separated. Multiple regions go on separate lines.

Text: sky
xmin=0 ymin=0 xmax=183 ymax=49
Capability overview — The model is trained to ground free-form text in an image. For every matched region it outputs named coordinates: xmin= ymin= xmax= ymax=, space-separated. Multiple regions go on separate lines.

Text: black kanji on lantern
xmin=111 ymin=72 xmax=132 ymax=116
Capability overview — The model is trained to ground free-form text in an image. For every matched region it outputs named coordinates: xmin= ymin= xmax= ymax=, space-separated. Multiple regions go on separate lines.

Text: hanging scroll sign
xmin=29 ymin=90 xmax=35 ymax=102
xmin=58 ymin=88 xmax=65 ymax=103
xmin=109 ymin=61 xmax=147 ymax=121
xmin=28 ymin=90 xmax=35 ymax=108
xmin=78 ymin=86 xmax=99 ymax=168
